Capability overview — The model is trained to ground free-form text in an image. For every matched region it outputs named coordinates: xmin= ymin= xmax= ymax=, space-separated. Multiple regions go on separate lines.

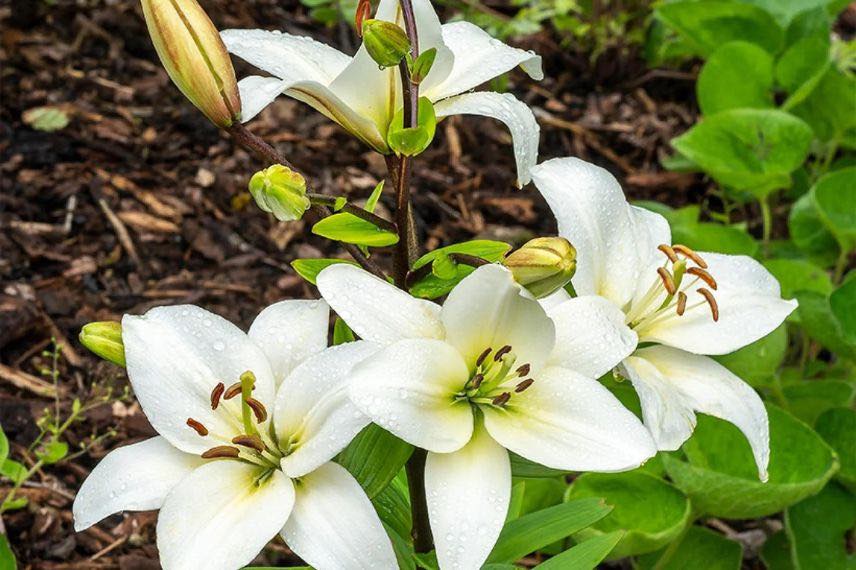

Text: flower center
xmin=455 ymin=345 xmax=535 ymax=408
xmin=626 ymin=244 xmax=719 ymax=331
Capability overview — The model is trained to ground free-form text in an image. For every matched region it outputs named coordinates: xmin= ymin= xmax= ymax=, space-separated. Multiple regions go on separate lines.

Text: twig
xmin=90 ymin=182 xmax=141 ymax=266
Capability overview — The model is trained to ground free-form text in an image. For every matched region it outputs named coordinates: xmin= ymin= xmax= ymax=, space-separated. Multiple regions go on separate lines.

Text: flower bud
xmin=141 ymin=0 xmax=241 ymax=128
xmin=248 ymin=165 xmax=310 ymax=222
xmin=79 ymin=321 xmax=126 ymax=367
xmin=362 ymin=19 xmax=411 ymax=68
xmin=503 ymin=237 xmax=577 ymax=298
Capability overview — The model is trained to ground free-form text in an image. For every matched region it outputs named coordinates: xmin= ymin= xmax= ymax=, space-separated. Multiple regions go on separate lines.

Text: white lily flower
xmin=316 ymin=263 xmax=656 ymax=570
xmin=220 ymin=0 xmax=542 ymax=186
xmin=531 ymin=157 xmax=799 ymax=482
xmin=73 ymin=301 xmax=397 ymax=570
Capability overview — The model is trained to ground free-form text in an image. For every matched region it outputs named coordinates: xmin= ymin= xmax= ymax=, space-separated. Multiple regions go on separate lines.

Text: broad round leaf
xmin=815 ymin=407 xmax=856 ymax=492
xmin=812 ymin=168 xmax=856 ymax=254
xmin=784 ymin=483 xmax=856 ymax=570
xmin=636 ymin=526 xmax=743 ymax=570
xmin=713 ymin=324 xmax=787 ymax=387
xmin=697 ymin=41 xmax=774 ymax=115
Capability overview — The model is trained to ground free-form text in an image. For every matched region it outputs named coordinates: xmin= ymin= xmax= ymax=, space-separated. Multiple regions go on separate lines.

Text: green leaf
xmin=785 ymin=482 xmax=856 ymax=570
xmin=662 ymin=405 xmax=838 ymax=518
xmin=337 ymin=425 xmax=413 ymax=499
xmin=697 ymin=41 xmax=774 ymax=115
xmin=506 ymin=481 xmax=526 ymax=522
xmin=637 ymin=526 xmax=743 ymax=570
xmin=760 ymin=530 xmax=796 ymax=570
xmin=796 ymin=291 xmax=856 ymax=359
xmin=815 ymin=407 xmax=856 ymax=492
xmin=22 ymin=106 xmax=70 ymax=132
xmin=410 ymin=240 xmax=511 ymax=299
xmin=0 ymin=425 xmax=8 ymax=466
xmin=713 ymin=324 xmax=787 ymax=386
xmin=312 ymin=213 xmax=399 ymax=247
xmin=671 ymin=221 xmax=759 ymax=256
xmin=655 ymin=1 xmax=783 ymax=57
xmin=36 ymin=440 xmax=67 ymax=465
xmin=812 ymin=167 xmax=856 ymax=254
xmin=384 ymin=523 xmax=416 ymax=570
xmin=790 ymin=66 xmax=856 ymax=141
xmin=509 ymin=453 xmax=570 ymax=479
xmin=291 ymin=258 xmax=357 ymax=285
xmin=782 ymin=380 xmax=855 ymax=425
xmin=372 ymin=470 xmax=411 ymax=540
xmin=430 ymin=252 xmax=458 ymax=280
xmin=564 ymin=472 xmax=691 ymax=558
xmin=777 ymin=37 xmax=831 ymax=107
xmin=387 ymin=97 xmax=437 ymax=156
xmin=0 ymin=534 xmax=16 ymax=570
xmin=365 ymin=180 xmax=384 ymax=213
xmin=830 ymin=274 xmax=856 ymax=339
xmin=762 ymin=259 xmax=833 ymax=298
xmin=332 ymin=317 xmax=355 ymax=345
xmin=533 ymin=531 xmax=623 ymax=570
xmin=741 ymin=0 xmax=833 ymax=27
xmin=0 ymin=460 xmax=27 ymax=485
xmin=671 ymin=109 xmax=813 ymax=198
xmin=485 ymin=498 xmax=612 ymax=564
xmin=789 ymin=193 xmax=841 ymax=267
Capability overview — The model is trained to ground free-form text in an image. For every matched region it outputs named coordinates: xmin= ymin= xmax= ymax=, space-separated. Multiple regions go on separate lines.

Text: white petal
xmin=236 ymin=75 xmax=290 ymax=122
xmin=482 ymin=365 xmax=656 ymax=472
xmin=316 ymin=264 xmax=444 ymax=344
xmin=622 ymin=346 xmax=770 ymax=480
xmin=349 ymin=339 xmax=473 ymax=453
xmin=435 ymin=91 xmax=539 ymax=187
xmin=530 ymin=158 xmax=669 ymax=306
xmin=73 ymin=437 xmax=200 ymax=531
xmin=441 ymin=264 xmax=554 ymax=374
xmin=426 ymin=21 xmax=543 ymax=101
xmin=539 ymin=287 xmax=572 ymax=311
xmin=157 ymin=461 xmax=295 ymax=570
xmin=249 ymin=299 xmax=330 ymax=386
xmin=275 ymin=342 xmax=382 ymax=478
xmin=281 ymin=462 xmax=397 ymax=570
xmin=426 ymin=424 xmax=510 ymax=570
xmin=637 ymin=253 xmax=798 ymax=355
xmin=548 ymin=296 xmax=638 ymax=378
xmin=122 ymin=305 xmax=275 ymax=454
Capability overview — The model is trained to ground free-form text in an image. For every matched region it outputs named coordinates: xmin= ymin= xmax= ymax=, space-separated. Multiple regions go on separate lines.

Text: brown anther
xmin=470 ymin=373 xmax=485 ymax=389
xmin=246 ymin=397 xmax=268 ymax=423
xmin=493 ymin=345 xmax=513 ymax=362
xmin=676 ymin=292 xmax=687 ymax=316
xmin=231 ymin=434 xmax=265 ymax=453
xmin=223 ymin=381 xmax=242 ymax=400
xmin=491 ymin=392 xmax=511 ymax=406
xmin=475 ymin=347 xmax=492 ymax=367
xmin=515 ymin=363 xmax=531 ymax=377
xmin=201 ymin=445 xmax=240 ymax=459
xmin=657 ymin=244 xmax=679 ymax=263
xmin=657 ymin=267 xmax=677 ymax=295
xmin=515 ymin=378 xmax=535 ymax=393
xmin=673 ymin=244 xmax=708 ymax=269
xmin=210 ymin=382 xmax=225 ymax=410
xmin=186 ymin=418 xmax=208 ymax=436
xmin=355 ymin=0 xmax=371 ymax=36
xmin=697 ymin=288 xmax=719 ymax=322
xmin=687 ymin=267 xmax=718 ymax=290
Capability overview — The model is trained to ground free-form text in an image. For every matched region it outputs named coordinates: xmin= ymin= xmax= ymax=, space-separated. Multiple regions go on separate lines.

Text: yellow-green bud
xmin=249 ymin=165 xmax=310 ymax=222
xmin=79 ymin=321 xmax=126 ymax=367
xmin=503 ymin=237 xmax=577 ymax=298
xmin=362 ymin=19 xmax=411 ymax=68
xmin=141 ymin=0 xmax=241 ymax=128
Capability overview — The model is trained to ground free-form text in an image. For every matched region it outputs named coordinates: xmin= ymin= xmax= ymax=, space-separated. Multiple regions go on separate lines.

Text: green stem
xmin=833 ymin=248 xmax=849 ymax=284
xmin=759 ymin=196 xmax=772 ymax=255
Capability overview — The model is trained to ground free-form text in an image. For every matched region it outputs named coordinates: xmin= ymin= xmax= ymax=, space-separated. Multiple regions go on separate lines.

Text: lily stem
xmin=406 ymin=448 xmax=434 ymax=554
xmin=759 ymin=195 xmax=772 ymax=254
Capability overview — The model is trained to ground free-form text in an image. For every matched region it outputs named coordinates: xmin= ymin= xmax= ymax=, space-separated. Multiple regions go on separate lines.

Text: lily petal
xmin=281 ymin=462 xmax=398 ymax=570
xmin=435 ymin=91 xmax=539 ymax=187
xmin=548 ymin=296 xmax=638 ymax=379
xmin=636 ymin=253 xmax=797 ymax=355
xmin=530 ymin=158 xmax=670 ymax=307
xmin=441 ymin=264 xmax=554 ymax=374
xmin=622 ymin=346 xmax=770 ymax=480
xmin=348 ymin=339 xmax=473 ymax=453
xmin=249 ymin=299 xmax=330 ymax=386
xmin=275 ymin=342 xmax=382 ymax=478
xmin=73 ymin=437 xmax=201 ymax=531
xmin=317 ymin=264 xmax=444 ymax=345
xmin=426 ymin=423 xmax=510 ymax=570
xmin=482 ymin=365 xmax=656 ymax=472
xmin=157 ymin=461 xmax=295 ymax=570
xmin=122 ymin=305 xmax=275 ymax=454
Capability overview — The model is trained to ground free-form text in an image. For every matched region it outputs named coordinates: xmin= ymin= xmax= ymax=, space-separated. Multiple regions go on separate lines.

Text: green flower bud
xmin=79 ymin=321 xmax=126 ymax=367
xmin=362 ymin=19 xmax=411 ymax=68
xmin=503 ymin=237 xmax=577 ymax=298
xmin=141 ymin=0 xmax=241 ymax=128
xmin=249 ymin=165 xmax=310 ymax=222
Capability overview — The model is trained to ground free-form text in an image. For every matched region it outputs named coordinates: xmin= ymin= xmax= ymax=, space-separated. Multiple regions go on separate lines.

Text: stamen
xmin=186 ymin=418 xmax=208 ymax=436
xmin=246 ymin=397 xmax=268 ymax=423
xmin=210 ymin=382 xmax=225 ymax=410
xmin=697 ymin=288 xmax=719 ymax=321
xmin=491 ymin=392 xmax=511 ymax=406
xmin=201 ymin=445 xmax=240 ymax=459
xmin=687 ymin=267 xmax=717 ymax=290
xmin=471 ymin=373 xmax=484 ymax=389
xmin=493 ymin=345 xmax=512 ymax=362
xmin=232 ymin=434 xmax=265 ymax=453
xmin=515 ymin=378 xmax=534 ymax=393
xmin=475 ymin=347 xmax=492 ymax=367
xmin=657 ymin=267 xmax=677 ymax=295
xmin=223 ymin=381 xmax=243 ymax=400
xmin=673 ymin=244 xmax=708 ymax=269
xmin=658 ymin=244 xmax=679 ymax=263
xmin=676 ymin=292 xmax=687 ymax=316
xmin=515 ymin=363 xmax=531 ymax=377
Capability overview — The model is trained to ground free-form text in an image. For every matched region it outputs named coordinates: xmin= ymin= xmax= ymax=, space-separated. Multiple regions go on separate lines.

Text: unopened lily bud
xmin=503 ymin=237 xmax=577 ymax=298
xmin=79 ymin=321 xmax=126 ymax=367
xmin=141 ymin=0 xmax=241 ymax=128
xmin=362 ymin=19 xmax=410 ymax=68
xmin=355 ymin=0 xmax=372 ymax=37
xmin=248 ymin=165 xmax=310 ymax=222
